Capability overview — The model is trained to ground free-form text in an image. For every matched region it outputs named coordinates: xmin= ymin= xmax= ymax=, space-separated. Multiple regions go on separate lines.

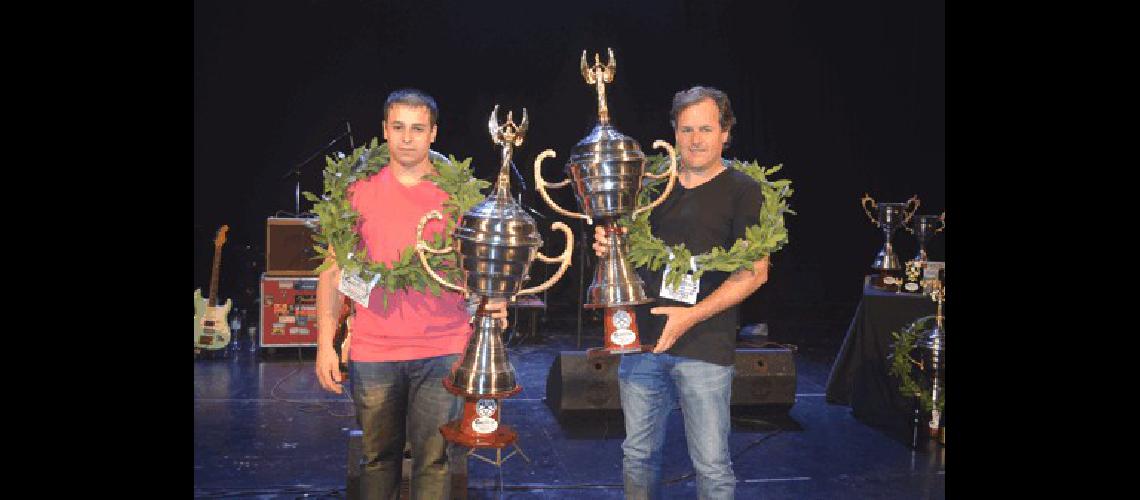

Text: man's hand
xmin=592 ymin=226 xmax=609 ymax=257
xmin=315 ymin=346 xmax=344 ymax=394
xmin=484 ymin=298 xmax=510 ymax=329
xmin=649 ymin=306 xmax=702 ymax=353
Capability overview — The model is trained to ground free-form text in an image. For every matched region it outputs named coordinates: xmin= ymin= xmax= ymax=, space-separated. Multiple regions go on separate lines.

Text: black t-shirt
xmin=633 ymin=165 xmax=763 ymax=366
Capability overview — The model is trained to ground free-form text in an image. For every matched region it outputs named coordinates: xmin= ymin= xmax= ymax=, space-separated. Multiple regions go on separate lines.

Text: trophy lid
xmin=569 ymin=123 xmax=646 ymax=165
xmin=455 ymin=194 xmax=542 ymax=248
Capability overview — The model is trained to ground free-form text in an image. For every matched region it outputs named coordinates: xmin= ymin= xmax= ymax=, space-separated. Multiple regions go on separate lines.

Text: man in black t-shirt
xmin=593 ymin=86 xmax=770 ymax=500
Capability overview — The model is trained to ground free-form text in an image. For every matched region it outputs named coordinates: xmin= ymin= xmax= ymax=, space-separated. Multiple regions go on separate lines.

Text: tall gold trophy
xmin=415 ymin=106 xmax=573 ymax=459
xmin=535 ymin=48 xmax=678 ymax=357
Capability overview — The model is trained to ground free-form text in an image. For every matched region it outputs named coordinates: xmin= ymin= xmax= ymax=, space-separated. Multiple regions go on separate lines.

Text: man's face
xmin=674 ymin=98 xmax=729 ymax=172
xmin=382 ymin=104 xmax=437 ymax=168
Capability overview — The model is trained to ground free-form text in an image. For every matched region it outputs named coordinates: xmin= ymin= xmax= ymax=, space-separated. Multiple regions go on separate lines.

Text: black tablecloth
xmin=826 ymin=277 xmax=937 ymax=430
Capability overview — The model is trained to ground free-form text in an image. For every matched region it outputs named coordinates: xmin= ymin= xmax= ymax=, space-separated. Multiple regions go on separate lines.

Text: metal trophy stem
xmin=415 ymin=106 xmax=573 ymax=455
xmin=534 ymin=48 xmax=678 ymax=357
xmin=906 ymin=212 xmax=945 ymax=263
xmin=860 ymin=193 xmax=920 ymax=289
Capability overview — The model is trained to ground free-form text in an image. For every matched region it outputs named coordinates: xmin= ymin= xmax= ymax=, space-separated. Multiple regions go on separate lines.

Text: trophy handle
xmin=935 ymin=211 xmax=946 ymax=233
xmin=413 ymin=210 xmax=467 ymax=295
xmin=534 ymin=149 xmax=592 ymax=225
xmin=631 ymin=140 xmax=678 ymax=218
xmin=903 ymin=195 xmax=921 ymax=225
xmin=860 ymin=193 xmax=878 ymax=226
xmin=515 ymin=222 xmax=575 ymax=297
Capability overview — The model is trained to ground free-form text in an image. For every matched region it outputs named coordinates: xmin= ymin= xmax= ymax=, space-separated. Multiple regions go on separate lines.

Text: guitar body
xmin=194 ymin=288 xmax=232 ymax=349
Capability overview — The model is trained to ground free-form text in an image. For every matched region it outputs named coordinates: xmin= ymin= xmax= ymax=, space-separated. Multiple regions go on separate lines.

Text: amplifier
xmin=266 ymin=217 xmax=321 ymax=276
xmin=259 ymin=275 xmax=321 ymax=348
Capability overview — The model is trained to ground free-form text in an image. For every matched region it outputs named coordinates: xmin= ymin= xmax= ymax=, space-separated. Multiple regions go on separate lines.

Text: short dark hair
xmin=384 ymin=88 xmax=439 ymax=126
xmin=669 ymin=86 xmax=736 ymax=146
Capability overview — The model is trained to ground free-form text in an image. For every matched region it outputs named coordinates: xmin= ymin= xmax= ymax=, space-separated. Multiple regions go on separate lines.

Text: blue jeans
xmin=350 ymin=354 xmax=462 ymax=500
xmin=619 ymin=353 xmax=736 ymax=500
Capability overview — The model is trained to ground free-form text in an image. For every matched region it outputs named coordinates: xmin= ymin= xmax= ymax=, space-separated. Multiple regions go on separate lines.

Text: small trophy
xmin=535 ymin=48 xmax=678 ymax=358
xmin=860 ymin=193 xmax=920 ymax=289
xmin=415 ymin=106 xmax=574 ymax=457
xmin=906 ymin=212 xmax=945 ymax=263
xmin=923 ymin=282 xmax=945 ymax=440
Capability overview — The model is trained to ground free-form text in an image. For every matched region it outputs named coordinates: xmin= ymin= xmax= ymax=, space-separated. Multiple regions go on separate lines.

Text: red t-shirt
xmin=346 ymin=165 xmax=472 ymax=362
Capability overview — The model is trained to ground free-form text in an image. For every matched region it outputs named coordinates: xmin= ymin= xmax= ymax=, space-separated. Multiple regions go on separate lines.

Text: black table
xmin=826 ymin=277 xmax=937 ymax=431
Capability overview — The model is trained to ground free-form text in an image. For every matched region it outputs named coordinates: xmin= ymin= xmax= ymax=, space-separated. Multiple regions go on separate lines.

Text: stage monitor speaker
xmin=731 ymin=347 xmax=797 ymax=411
xmin=545 ymin=347 xmax=797 ymax=415
xmin=545 ymin=351 xmax=622 ymax=415
xmin=266 ymin=217 xmax=321 ymax=276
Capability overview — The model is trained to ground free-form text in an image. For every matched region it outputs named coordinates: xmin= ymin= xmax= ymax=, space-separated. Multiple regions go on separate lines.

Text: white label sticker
xmin=290 ymin=328 xmax=310 ymax=335
xmin=472 ymin=416 xmax=499 ymax=434
xmin=660 ymin=255 xmax=700 ymax=305
xmin=611 ymin=329 xmax=636 ymax=346
xmin=338 ymin=271 xmax=382 ymax=308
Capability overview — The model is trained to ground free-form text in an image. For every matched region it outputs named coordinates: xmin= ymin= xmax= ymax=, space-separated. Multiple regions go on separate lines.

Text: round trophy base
xmin=586 ymin=345 xmax=654 ymax=359
xmin=439 ymin=419 xmax=518 ymax=449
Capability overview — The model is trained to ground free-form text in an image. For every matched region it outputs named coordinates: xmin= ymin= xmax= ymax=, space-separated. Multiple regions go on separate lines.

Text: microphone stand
xmin=281 ymin=124 xmax=351 ymax=217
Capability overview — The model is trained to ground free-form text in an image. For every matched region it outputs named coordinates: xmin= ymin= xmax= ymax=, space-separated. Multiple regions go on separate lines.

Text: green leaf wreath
xmin=624 ymin=154 xmax=796 ymax=290
xmin=888 ymin=315 xmax=945 ymax=414
xmin=301 ymin=138 xmax=490 ymax=307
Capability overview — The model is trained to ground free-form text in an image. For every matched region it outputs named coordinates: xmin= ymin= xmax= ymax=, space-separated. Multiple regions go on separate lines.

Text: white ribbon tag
xmin=338 ymin=271 xmax=381 ymax=308
xmin=660 ymin=253 xmax=700 ymax=305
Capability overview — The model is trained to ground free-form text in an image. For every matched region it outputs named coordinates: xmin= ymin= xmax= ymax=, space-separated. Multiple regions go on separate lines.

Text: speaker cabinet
xmin=266 ymin=217 xmax=321 ymax=276
xmin=731 ymin=347 xmax=797 ymax=410
xmin=545 ymin=351 xmax=622 ymax=414
xmin=545 ymin=348 xmax=797 ymax=415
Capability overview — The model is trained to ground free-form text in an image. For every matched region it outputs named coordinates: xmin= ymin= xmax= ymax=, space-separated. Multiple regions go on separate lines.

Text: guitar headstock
xmin=214 ymin=225 xmax=229 ymax=249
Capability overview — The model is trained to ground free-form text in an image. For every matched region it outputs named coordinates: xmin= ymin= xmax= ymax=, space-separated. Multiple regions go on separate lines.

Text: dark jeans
xmin=350 ymin=354 xmax=462 ymax=500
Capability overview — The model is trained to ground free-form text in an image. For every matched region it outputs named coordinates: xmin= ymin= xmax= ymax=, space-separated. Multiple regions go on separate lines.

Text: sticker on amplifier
xmin=280 ymin=316 xmax=296 ymax=324
xmin=289 ymin=328 xmax=310 ymax=335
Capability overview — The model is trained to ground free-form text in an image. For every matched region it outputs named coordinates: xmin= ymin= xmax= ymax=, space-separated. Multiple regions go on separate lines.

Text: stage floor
xmin=194 ymin=325 xmax=945 ymax=499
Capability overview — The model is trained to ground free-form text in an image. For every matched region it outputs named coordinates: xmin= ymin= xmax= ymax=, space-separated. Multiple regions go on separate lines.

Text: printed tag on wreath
xmin=338 ymin=270 xmax=381 ymax=308
xmin=660 ymin=253 xmax=700 ymax=305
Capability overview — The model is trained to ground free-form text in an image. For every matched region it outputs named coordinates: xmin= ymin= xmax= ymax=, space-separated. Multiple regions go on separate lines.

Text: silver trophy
xmin=905 ymin=212 xmax=945 ymax=262
xmin=415 ymin=106 xmax=573 ymax=451
xmin=860 ymin=193 xmax=920 ymax=288
xmin=535 ymin=48 xmax=677 ymax=356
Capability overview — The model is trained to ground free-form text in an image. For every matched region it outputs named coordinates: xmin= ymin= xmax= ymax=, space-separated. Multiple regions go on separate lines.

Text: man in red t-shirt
xmin=314 ymin=89 xmax=508 ymax=500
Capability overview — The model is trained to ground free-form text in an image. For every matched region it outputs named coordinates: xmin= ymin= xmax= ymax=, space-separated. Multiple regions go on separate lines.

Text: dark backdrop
xmin=194 ymin=0 xmax=945 ymax=348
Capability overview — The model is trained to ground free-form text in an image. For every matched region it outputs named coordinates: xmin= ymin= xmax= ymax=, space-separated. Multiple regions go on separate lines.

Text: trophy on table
xmin=922 ymin=282 xmax=946 ymax=442
xmin=905 ymin=212 xmax=946 ymax=263
xmin=860 ymin=193 xmax=920 ymax=289
xmin=535 ymin=48 xmax=678 ymax=358
xmin=415 ymin=106 xmax=574 ymax=462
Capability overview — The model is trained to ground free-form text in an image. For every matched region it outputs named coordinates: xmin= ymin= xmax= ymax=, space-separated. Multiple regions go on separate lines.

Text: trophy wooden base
xmin=440 ymin=381 xmax=522 ymax=449
xmin=589 ymin=305 xmax=652 ymax=357
xmin=439 ymin=419 xmax=519 ymax=449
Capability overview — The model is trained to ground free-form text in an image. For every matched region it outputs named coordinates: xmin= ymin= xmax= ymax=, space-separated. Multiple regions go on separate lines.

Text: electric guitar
xmin=194 ymin=225 xmax=232 ymax=350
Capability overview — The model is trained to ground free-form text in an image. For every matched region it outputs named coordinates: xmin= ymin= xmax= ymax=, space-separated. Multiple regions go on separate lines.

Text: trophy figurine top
xmin=581 ymin=48 xmax=617 ymax=126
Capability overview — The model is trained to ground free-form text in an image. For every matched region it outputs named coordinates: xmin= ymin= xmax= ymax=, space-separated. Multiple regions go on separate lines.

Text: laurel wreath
xmin=624 ymin=155 xmax=795 ymax=290
xmin=888 ymin=315 xmax=945 ymax=414
xmin=302 ymin=138 xmax=489 ymax=307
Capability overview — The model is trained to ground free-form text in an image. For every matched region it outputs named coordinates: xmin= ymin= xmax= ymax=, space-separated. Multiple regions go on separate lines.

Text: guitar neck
xmin=208 ymin=244 xmax=222 ymax=307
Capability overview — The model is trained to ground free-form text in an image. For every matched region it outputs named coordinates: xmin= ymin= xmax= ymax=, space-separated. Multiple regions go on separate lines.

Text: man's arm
xmin=650 ymin=256 xmax=769 ymax=353
xmin=315 ymin=252 xmax=345 ymax=393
